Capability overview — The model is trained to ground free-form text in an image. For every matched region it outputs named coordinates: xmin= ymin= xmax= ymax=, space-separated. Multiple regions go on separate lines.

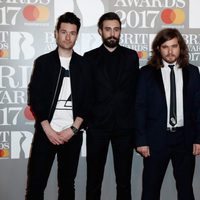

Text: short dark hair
xmin=97 ymin=12 xmax=121 ymax=30
xmin=55 ymin=12 xmax=81 ymax=33
xmin=148 ymin=28 xmax=189 ymax=68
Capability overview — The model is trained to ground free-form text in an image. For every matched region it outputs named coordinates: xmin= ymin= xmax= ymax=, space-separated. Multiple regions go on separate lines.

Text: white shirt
xmin=50 ymin=56 xmax=73 ymax=132
xmin=161 ymin=60 xmax=184 ymax=128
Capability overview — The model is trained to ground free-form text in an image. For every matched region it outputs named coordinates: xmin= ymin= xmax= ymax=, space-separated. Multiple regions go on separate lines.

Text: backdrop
xmin=0 ymin=0 xmax=200 ymax=199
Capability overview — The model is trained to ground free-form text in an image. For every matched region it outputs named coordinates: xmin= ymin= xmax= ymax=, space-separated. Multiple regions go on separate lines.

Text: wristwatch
xmin=70 ymin=125 xmax=79 ymax=135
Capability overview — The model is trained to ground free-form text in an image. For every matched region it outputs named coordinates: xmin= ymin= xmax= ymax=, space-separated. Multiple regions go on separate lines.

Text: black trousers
xmin=142 ymin=129 xmax=195 ymax=200
xmin=86 ymin=129 xmax=134 ymax=200
xmin=25 ymin=127 xmax=82 ymax=200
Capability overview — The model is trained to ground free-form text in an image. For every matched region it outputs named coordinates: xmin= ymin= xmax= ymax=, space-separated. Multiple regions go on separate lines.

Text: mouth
xmin=167 ymin=54 xmax=175 ymax=57
xmin=166 ymin=56 xmax=175 ymax=60
xmin=108 ymin=36 xmax=117 ymax=40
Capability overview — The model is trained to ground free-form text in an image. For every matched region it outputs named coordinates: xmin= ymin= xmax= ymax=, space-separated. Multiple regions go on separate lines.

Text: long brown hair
xmin=148 ymin=28 xmax=189 ymax=69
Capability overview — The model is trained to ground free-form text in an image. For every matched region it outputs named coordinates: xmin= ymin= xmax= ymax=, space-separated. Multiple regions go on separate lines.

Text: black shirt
xmin=101 ymin=45 xmax=121 ymax=89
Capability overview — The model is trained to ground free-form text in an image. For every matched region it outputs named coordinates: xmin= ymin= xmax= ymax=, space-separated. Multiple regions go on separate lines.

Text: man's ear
xmin=98 ymin=28 xmax=102 ymax=36
xmin=54 ymin=30 xmax=57 ymax=39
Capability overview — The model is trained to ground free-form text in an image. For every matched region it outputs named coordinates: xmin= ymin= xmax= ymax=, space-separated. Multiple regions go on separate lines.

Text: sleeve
xmin=193 ymin=68 xmax=200 ymax=144
xmin=81 ymin=52 xmax=95 ymax=122
xmin=28 ymin=58 xmax=49 ymax=122
xmin=134 ymin=68 xmax=148 ymax=147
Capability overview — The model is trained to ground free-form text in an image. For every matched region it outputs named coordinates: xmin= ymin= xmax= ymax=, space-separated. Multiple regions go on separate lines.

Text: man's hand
xmin=41 ymin=120 xmax=64 ymax=145
xmin=58 ymin=116 xmax=83 ymax=142
xmin=137 ymin=146 xmax=150 ymax=157
xmin=193 ymin=144 xmax=200 ymax=155
xmin=59 ymin=128 xmax=74 ymax=142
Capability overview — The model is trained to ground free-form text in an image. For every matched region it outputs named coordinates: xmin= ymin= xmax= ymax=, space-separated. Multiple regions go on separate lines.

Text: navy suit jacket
xmin=134 ymin=64 xmax=200 ymax=150
xmin=84 ymin=45 xmax=139 ymax=131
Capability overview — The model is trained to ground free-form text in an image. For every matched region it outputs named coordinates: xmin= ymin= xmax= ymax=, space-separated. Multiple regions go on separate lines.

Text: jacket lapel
xmin=154 ymin=68 xmax=168 ymax=110
xmin=155 ymin=68 xmax=166 ymax=95
xmin=182 ymin=66 xmax=189 ymax=106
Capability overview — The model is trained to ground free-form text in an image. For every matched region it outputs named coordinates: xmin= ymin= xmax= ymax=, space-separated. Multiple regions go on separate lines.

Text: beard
xmin=163 ymin=54 xmax=177 ymax=63
xmin=103 ymin=36 xmax=119 ymax=48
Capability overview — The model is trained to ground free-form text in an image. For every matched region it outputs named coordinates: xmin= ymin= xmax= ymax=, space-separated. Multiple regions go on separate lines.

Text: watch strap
xmin=70 ymin=125 xmax=79 ymax=135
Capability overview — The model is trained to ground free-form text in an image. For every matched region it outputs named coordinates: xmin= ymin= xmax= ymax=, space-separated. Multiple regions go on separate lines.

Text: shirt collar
xmin=162 ymin=60 xmax=178 ymax=70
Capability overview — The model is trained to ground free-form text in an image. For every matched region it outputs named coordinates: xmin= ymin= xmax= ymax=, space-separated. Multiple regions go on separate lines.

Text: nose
xmin=168 ymin=47 xmax=173 ymax=53
xmin=111 ymin=29 xmax=115 ymax=36
xmin=65 ymin=33 xmax=70 ymax=40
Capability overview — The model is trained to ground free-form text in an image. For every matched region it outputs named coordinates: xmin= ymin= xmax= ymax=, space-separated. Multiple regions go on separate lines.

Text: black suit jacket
xmin=28 ymin=48 xmax=89 ymax=129
xmin=134 ymin=64 xmax=200 ymax=150
xmin=84 ymin=45 xmax=139 ymax=131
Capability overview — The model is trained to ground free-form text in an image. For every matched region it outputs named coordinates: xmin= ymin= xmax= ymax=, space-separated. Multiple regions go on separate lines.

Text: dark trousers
xmin=142 ymin=129 xmax=195 ymax=200
xmin=25 ymin=127 xmax=82 ymax=200
xmin=86 ymin=129 xmax=134 ymax=200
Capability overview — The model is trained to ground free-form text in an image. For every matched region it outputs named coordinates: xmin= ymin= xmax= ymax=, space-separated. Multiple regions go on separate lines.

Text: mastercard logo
xmin=23 ymin=5 xmax=49 ymax=22
xmin=138 ymin=51 xmax=148 ymax=59
xmin=0 ymin=149 xmax=9 ymax=157
xmin=24 ymin=105 xmax=35 ymax=121
xmin=0 ymin=49 xmax=9 ymax=58
xmin=161 ymin=8 xmax=185 ymax=25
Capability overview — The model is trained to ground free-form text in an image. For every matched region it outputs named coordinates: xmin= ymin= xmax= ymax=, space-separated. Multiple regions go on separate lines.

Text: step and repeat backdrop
xmin=0 ymin=0 xmax=200 ymax=200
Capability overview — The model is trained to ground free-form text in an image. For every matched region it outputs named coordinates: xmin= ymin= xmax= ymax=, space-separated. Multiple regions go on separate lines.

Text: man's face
xmin=159 ymin=37 xmax=180 ymax=64
xmin=55 ymin=22 xmax=78 ymax=51
xmin=99 ymin=19 xmax=121 ymax=48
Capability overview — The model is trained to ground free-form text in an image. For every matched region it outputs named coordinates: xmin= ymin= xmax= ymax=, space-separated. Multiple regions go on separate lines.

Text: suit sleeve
xmin=194 ymin=68 xmax=200 ymax=144
xmin=28 ymin=58 xmax=49 ymax=122
xmin=82 ymin=52 xmax=95 ymax=121
xmin=134 ymin=68 xmax=148 ymax=147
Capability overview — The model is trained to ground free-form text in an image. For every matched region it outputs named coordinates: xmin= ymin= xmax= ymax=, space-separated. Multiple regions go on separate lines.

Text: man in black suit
xmin=134 ymin=28 xmax=200 ymax=200
xmin=25 ymin=12 xmax=88 ymax=200
xmin=84 ymin=12 xmax=139 ymax=200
